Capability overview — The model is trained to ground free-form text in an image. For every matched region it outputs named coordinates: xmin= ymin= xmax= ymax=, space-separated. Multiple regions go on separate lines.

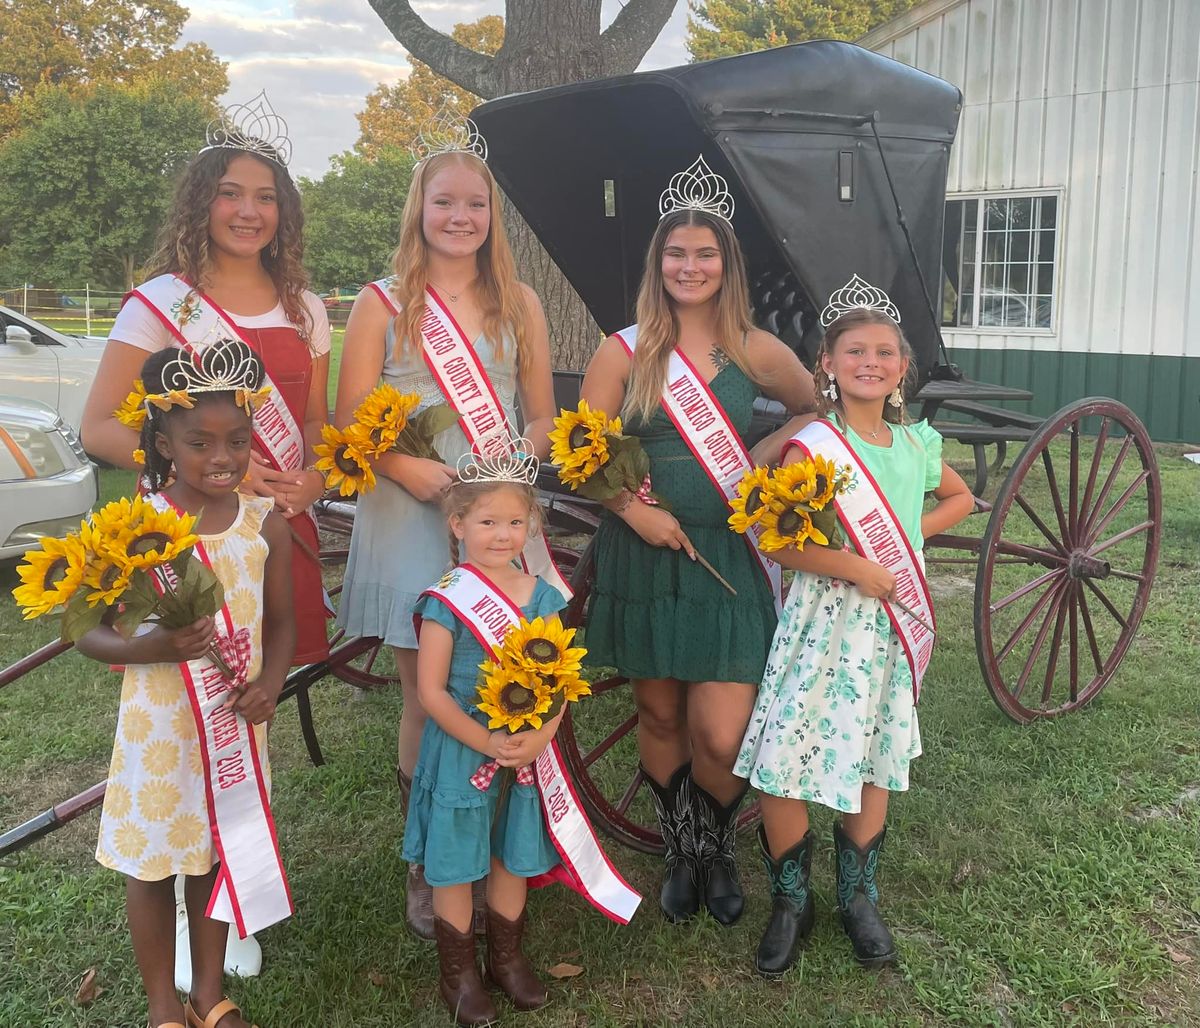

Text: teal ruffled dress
xmin=402 ymin=577 xmax=566 ymax=886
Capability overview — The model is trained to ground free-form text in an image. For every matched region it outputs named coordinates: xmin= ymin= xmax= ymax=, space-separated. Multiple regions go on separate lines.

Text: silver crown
xmin=200 ymin=91 xmax=292 ymax=167
xmin=658 ymin=155 xmax=735 ymax=221
xmin=820 ymin=275 xmax=902 ymax=327
xmin=414 ymin=106 xmax=488 ymax=165
xmin=158 ymin=337 xmax=262 ymax=397
xmin=455 ymin=429 xmax=539 ymax=486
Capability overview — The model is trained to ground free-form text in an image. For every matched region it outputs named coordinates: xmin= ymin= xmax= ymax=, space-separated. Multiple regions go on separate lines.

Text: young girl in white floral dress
xmin=734 ymin=299 xmax=973 ymax=977
xmin=79 ymin=340 xmax=295 ymax=1028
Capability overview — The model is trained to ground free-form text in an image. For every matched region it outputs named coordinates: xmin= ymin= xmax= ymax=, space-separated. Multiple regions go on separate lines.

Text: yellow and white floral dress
xmin=96 ymin=494 xmax=274 ymax=881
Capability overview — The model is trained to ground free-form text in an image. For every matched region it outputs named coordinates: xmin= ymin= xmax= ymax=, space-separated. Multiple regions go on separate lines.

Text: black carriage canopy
xmin=472 ymin=39 xmax=962 ymax=376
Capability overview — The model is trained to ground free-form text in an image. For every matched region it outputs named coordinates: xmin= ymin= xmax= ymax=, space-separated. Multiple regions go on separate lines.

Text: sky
xmin=179 ymin=1 xmax=692 ymax=180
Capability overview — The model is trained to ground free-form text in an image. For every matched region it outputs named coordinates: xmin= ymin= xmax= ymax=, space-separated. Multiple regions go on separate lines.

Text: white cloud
xmin=184 ymin=0 xmax=689 ymax=178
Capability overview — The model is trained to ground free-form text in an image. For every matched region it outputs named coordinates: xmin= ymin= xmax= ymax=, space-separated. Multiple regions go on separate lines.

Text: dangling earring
xmin=823 ymin=377 xmax=838 ymax=401
xmin=269 ymin=236 xmax=279 ymax=259
xmin=888 ymin=386 xmax=904 ymax=408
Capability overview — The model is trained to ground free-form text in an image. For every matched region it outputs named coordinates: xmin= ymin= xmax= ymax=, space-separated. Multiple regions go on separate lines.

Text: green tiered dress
xmin=587 ymin=363 xmax=777 ymax=685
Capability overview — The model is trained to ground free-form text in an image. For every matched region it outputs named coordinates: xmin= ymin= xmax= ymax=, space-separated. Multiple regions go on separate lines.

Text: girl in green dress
xmin=582 ymin=193 xmax=815 ymax=926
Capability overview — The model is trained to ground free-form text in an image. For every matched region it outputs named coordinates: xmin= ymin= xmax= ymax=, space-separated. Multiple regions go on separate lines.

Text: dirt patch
xmin=1128 ymin=784 xmax=1200 ymax=822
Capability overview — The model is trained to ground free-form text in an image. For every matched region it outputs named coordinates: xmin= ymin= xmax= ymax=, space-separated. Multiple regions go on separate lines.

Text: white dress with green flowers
xmin=733 ymin=418 xmax=943 ymax=813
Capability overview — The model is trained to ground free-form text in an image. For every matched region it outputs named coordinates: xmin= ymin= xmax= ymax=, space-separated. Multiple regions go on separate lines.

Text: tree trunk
xmin=367 ymin=0 xmax=680 ymax=368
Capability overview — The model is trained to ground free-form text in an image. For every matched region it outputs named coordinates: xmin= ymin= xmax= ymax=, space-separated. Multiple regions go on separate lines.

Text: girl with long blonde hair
xmin=334 ymin=147 xmax=558 ymax=941
xmin=581 ymin=197 xmax=816 ymax=928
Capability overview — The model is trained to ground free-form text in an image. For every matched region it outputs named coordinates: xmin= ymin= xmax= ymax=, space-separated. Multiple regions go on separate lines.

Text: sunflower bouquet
xmin=728 ymin=455 xmax=855 ymax=553
xmin=11 ymin=496 xmax=228 ymax=657
xmin=549 ymin=399 xmax=661 ymax=505
xmin=314 ymin=383 xmax=462 ymax=496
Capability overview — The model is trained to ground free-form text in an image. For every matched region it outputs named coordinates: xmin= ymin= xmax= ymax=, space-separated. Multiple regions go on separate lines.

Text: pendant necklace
xmin=430 ymin=279 xmax=475 ymax=303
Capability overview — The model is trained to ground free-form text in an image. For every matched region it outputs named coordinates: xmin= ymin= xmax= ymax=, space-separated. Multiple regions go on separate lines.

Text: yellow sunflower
xmin=116 ymin=496 xmax=199 ymax=572
xmin=314 ymin=423 xmax=377 ymax=496
xmin=476 ymin=665 xmax=553 ymax=733
xmin=727 ymin=465 xmax=774 ymax=534
xmin=498 ymin=616 xmax=586 ymax=677
xmin=757 ymin=502 xmax=829 ymax=553
xmin=81 ymin=552 xmax=132 ymax=606
xmin=549 ymin=399 xmax=616 ymax=488
xmin=353 ymin=384 xmax=419 ymax=456
xmin=145 ymin=389 xmax=194 ymax=412
xmin=770 ymin=460 xmax=820 ymax=507
xmin=12 ymin=534 xmax=88 ymax=618
xmin=546 ymin=671 xmax=592 ymax=704
xmin=807 ymin=454 xmax=853 ymax=510
xmin=80 ymin=497 xmax=137 ymax=564
xmin=114 ymin=380 xmax=148 ymax=431
xmin=132 ymin=448 xmax=146 ymax=466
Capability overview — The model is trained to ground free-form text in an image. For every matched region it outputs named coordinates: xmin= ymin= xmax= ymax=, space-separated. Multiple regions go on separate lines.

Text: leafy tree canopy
xmin=0 ymin=81 xmax=209 ymax=290
xmin=687 ymin=0 xmax=917 ymax=61
xmin=300 ymin=148 xmax=416 ymax=292
xmin=0 ymin=0 xmax=226 ymax=136
xmin=356 ymin=16 xmax=503 ymax=159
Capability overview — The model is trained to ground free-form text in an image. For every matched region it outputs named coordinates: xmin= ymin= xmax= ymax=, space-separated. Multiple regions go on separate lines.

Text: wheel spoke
xmin=1041 ymin=582 xmax=1071 ymax=704
xmin=1068 ymin=583 xmax=1079 ymax=702
xmin=1012 ymin=579 xmax=1068 ymax=700
xmin=363 ymin=645 xmax=380 ymax=672
xmin=1013 ymin=493 xmax=1069 ymax=555
xmin=1105 ymin=567 xmax=1145 ymax=583
xmin=1078 ymin=417 xmax=1111 ymax=528
xmin=1041 ymin=448 xmax=1073 ymax=547
xmin=1085 ymin=473 xmax=1151 ymax=548
xmin=583 ymin=713 xmax=638 ymax=768
xmin=615 ymin=768 xmax=645 ymax=815
xmin=1076 ymin=587 xmax=1106 ymax=674
xmin=1068 ymin=421 xmax=1080 ymax=538
xmin=996 ymin=576 xmax=1063 ymax=664
xmin=1082 ymin=577 xmax=1129 ymax=631
xmin=990 ymin=567 xmax=1064 ymax=614
xmin=1088 ymin=519 xmax=1154 ymax=557
xmin=1080 ymin=434 xmax=1133 ymax=539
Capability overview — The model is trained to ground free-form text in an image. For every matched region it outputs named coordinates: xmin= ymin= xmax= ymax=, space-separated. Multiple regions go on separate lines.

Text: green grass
xmin=1 ymin=443 xmax=1199 ymax=1026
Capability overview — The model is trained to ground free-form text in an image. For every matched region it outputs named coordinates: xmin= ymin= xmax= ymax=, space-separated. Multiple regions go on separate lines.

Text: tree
xmin=687 ymin=0 xmax=917 ymax=60
xmin=0 ymin=0 xmax=226 ymax=137
xmin=300 ymin=148 xmax=416 ymax=291
xmin=366 ymin=0 xmax=681 ymax=369
xmin=0 ymin=82 xmax=209 ymax=290
xmin=357 ymin=16 xmax=504 ymax=159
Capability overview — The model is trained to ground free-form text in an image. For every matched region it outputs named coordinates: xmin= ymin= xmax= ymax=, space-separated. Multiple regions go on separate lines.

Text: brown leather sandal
xmin=184 ymin=997 xmax=259 ymax=1028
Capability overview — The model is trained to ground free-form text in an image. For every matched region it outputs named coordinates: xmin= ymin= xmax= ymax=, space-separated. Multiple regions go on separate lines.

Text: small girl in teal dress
xmin=734 ymin=301 xmax=974 ymax=978
xmin=402 ymin=473 xmax=567 ymax=1026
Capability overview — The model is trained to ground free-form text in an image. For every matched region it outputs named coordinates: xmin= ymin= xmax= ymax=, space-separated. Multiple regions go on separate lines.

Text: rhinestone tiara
xmin=157 ymin=337 xmax=263 ymax=398
xmin=200 ymin=91 xmax=292 ymax=167
xmin=820 ymin=274 xmax=902 ymax=327
xmin=658 ymin=154 xmax=735 ymax=221
xmin=414 ymin=106 xmax=488 ymax=165
xmin=455 ymin=430 xmax=539 ymax=486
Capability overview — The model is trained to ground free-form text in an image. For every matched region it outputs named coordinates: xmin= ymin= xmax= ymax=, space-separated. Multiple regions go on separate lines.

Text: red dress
xmin=238 ymin=324 xmax=330 ymax=664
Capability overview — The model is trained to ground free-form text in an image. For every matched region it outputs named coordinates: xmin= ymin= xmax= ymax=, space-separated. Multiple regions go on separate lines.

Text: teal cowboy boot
xmin=755 ymin=824 xmax=815 ymax=976
xmin=833 ymin=821 xmax=898 ymax=968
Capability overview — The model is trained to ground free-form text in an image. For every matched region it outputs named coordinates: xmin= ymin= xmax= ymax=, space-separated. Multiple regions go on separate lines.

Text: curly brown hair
xmin=145 ymin=147 xmax=313 ymax=344
xmin=813 ymin=308 xmax=916 ymax=425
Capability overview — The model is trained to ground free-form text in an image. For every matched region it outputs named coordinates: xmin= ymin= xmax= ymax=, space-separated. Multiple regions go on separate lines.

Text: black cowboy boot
xmin=643 ymin=763 xmax=702 ymax=922
xmin=755 ymin=824 xmax=815 ymax=976
xmin=833 ymin=821 xmax=897 ymax=969
xmin=691 ymin=779 xmax=747 ymax=926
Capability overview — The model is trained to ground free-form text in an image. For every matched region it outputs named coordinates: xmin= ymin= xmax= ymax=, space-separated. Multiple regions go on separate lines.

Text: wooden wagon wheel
xmin=557 ymin=538 xmax=761 ymax=855
xmin=974 ymin=398 xmax=1161 ymax=723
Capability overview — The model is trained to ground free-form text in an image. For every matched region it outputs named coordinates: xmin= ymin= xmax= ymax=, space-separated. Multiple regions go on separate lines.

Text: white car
xmin=0 ymin=396 xmax=98 ymax=561
xmin=0 ymin=306 xmax=107 ymax=431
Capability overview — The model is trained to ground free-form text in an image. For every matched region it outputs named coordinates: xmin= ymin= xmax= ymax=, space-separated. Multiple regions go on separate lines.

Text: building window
xmin=941 ymin=194 xmax=1058 ymax=330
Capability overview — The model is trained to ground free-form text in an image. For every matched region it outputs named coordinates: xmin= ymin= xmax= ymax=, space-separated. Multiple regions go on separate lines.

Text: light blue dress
xmin=402 ymin=577 xmax=565 ymax=886
xmin=336 ymin=318 xmax=519 ymax=649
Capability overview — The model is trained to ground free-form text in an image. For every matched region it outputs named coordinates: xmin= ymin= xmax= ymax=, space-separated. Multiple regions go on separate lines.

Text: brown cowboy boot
xmin=471 ymin=876 xmax=488 ymax=937
xmin=484 ymin=907 xmax=548 ymax=1010
xmin=434 ymin=916 xmax=498 ymax=1026
xmin=406 ymin=865 xmax=435 ymax=942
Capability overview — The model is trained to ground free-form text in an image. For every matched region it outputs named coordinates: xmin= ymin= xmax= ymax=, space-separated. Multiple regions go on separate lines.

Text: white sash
xmin=147 ymin=493 xmax=292 ymax=937
xmin=612 ymin=325 xmax=783 ymax=612
xmin=417 ymin=564 xmax=641 ymax=924
xmin=132 ymin=275 xmax=308 ymax=481
xmin=368 ymin=278 xmax=572 ymax=599
xmin=785 ymin=420 xmax=936 ymax=700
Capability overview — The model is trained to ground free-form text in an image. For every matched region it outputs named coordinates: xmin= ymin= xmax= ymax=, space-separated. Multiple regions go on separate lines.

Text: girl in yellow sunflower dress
xmin=77 ymin=340 xmax=295 ymax=1028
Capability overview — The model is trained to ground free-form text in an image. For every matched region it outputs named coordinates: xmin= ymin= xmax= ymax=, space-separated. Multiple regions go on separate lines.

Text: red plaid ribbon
xmin=470 ymin=759 xmax=535 ymax=791
xmin=635 ymin=473 xmax=659 ymax=506
xmin=214 ymin=627 xmax=253 ymax=689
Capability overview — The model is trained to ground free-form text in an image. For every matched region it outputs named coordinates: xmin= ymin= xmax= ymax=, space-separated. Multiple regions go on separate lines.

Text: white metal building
xmin=861 ymin=0 xmax=1200 ymax=442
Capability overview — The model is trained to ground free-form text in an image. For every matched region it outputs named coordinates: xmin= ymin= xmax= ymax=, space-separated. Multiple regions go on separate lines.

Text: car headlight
xmin=0 ymin=422 xmax=85 ymax=480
